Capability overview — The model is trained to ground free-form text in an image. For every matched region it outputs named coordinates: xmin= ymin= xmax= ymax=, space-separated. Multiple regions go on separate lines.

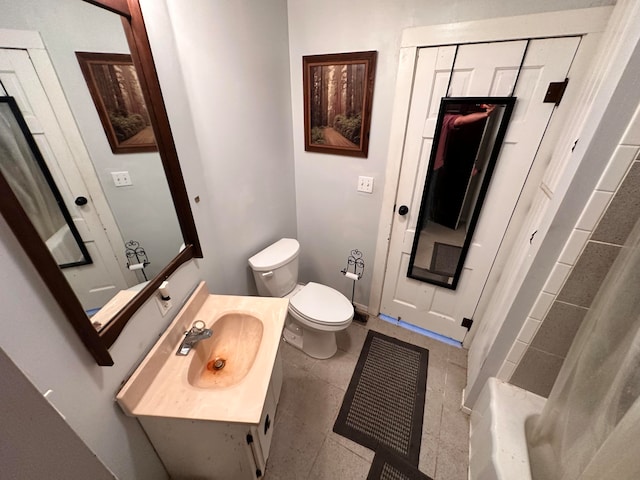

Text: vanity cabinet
xmin=116 ymin=285 xmax=289 ymax=478
xmin=138 ymin=351 xmax=283 ymax=479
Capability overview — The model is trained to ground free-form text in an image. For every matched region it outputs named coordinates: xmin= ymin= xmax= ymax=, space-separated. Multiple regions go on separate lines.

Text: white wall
xmin=147 ymin=0 xmax=297 ymax=296
xmin=0 ymin=349 xmax=115 ymax=479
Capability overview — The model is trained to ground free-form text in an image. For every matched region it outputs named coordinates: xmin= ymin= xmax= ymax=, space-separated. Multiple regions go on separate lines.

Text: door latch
xmin=543 ymin=78 xmax=569 ymax=106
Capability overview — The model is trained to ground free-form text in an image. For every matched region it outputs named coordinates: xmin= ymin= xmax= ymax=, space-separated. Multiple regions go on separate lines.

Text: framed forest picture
xmin=76 ymin=52 xmax=157 ymax=154
xmin=303 ymin=51 xmax=377 ymax=157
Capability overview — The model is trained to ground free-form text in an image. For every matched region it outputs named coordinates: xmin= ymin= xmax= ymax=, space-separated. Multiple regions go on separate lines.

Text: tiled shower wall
xmin=498 ymin=103 xmax=640 ymax=398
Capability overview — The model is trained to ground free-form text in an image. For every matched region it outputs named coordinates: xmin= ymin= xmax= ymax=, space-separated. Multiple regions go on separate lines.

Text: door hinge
xmin=543 ymin=78 xmax=569 ymax=106
xmin=462 ymin=318 xmax=473 ymax=330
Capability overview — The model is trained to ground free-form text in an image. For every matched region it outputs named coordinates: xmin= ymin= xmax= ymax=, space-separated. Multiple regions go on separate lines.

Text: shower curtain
xmin=0 ymin=102 xmax=65 ymax=241
xmin=527 ymin=216 xmax=640 ymax=479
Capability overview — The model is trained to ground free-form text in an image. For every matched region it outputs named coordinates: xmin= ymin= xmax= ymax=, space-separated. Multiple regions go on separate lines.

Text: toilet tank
xmin=248 ymin=238 xmax=299 ymax=297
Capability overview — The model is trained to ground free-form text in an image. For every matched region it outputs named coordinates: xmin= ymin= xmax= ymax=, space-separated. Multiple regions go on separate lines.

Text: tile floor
xmin=264 ymin=316 xmax=470 ymax=480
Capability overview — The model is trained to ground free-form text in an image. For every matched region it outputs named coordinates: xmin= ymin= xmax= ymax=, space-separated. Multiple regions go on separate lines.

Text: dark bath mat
xmin=367 ymin=447 xmax=434 ymax=480
xmin=430 ymin=242 xmax=462 ymax=277
xmin=333 ymin=330 xmax=429 ymax=466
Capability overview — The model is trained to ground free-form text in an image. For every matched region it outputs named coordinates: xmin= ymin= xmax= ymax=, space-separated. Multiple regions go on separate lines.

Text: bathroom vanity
xmin=136 ymin=357 xmax=282 ymax=479
xmin=116 ymin=282 xmax=288 ymax=479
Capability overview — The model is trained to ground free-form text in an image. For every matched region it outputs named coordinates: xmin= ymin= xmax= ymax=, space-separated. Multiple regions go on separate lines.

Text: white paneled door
xmin=380 ymin=37 xmax=581 ymax=341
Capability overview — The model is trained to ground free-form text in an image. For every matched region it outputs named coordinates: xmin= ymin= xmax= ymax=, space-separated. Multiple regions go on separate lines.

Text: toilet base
xmin=283 ymin=318 xmax=338 ymax=359
xmin=282 ymin=323 xmax=303 ymax=351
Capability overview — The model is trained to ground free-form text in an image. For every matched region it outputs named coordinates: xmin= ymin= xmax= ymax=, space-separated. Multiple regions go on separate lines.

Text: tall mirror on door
xmin=0 ymin=0 xmax=201 ymax=365
xmin=407 ymin=97 xmax=516 ymax=289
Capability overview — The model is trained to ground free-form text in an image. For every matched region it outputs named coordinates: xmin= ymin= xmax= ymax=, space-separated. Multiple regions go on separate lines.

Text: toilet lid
xmin=290 ymin=282 xmax=353 ymax=325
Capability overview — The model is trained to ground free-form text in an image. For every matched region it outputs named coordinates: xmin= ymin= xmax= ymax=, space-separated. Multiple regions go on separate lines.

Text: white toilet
xmin=248 ymin=238 xmax=353 ymax=359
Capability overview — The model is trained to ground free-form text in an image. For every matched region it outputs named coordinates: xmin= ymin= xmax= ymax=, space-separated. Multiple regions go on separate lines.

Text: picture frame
xmin=76 ymin=52 xmax=157 ymax=154
xmin=303 ymin=51 xmax=377 ymax=158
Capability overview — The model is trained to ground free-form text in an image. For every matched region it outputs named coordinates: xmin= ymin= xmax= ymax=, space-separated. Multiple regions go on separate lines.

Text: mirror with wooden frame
xmin=0 ymin=0 xmax=201 ymax=366
xmin=407 ymin=97 xmax=516 ymax=289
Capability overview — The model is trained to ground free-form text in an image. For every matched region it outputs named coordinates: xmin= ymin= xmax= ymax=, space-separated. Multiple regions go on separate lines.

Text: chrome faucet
xmin=176 ymin=320 xmax=212 ymax=356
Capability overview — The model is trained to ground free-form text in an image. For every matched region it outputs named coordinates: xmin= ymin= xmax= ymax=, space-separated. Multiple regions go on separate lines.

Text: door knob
xmin=74 ymin=196 xmax=88 ymax=206
xmin=398 ymin=205 xmax=409 ymax=216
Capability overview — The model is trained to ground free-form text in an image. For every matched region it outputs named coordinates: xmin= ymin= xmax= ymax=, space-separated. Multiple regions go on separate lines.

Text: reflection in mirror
xmin=0 ymin=97 xmax=91 ymax=268
xmin=75 ymin=51 xmax=158 ymax=154
xmin=0 ymin=0 xmax=192 ymax=356
xmin=408 ymin=97 xmax=516 ymax=289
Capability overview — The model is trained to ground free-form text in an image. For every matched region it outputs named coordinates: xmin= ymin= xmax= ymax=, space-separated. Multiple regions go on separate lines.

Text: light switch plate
xmin=357 ymin=176 xmax=374 ymax=193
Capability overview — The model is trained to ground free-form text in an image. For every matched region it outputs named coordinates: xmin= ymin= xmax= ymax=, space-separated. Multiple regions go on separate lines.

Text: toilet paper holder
xmin=341 ymin=249 xmax=367 ymax=323
xmin=341 ymin=249 xmax=364 ymax=280
xmin=125 ymin=240 xmax=150 ymax=281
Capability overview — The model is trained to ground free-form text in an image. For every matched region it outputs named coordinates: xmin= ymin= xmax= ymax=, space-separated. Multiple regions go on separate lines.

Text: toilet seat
xmin=289 ymin=282 xmax=353 ymax=328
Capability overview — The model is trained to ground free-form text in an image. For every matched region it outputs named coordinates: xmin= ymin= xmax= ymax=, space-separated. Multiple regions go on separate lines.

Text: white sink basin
xmin=188 ymin=312 xmax=264 ymax=389
xmin=116 ymin=282 xmax=287 ymax=423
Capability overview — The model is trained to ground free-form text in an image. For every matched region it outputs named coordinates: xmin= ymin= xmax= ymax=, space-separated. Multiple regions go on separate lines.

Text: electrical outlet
xmin=111 ymin=171 xmax=132 ymax=187
xmin=357 ymin=176 xmax=374 ymax=193
xmin=155 ymin=293 xmax=172 ymax=316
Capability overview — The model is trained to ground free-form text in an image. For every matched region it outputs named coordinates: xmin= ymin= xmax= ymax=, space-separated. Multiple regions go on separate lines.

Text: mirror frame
xmin=407 ymin=96 xmax=516 ymax=290
xmin=0 ymin=0 xmax=201 ymax=366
